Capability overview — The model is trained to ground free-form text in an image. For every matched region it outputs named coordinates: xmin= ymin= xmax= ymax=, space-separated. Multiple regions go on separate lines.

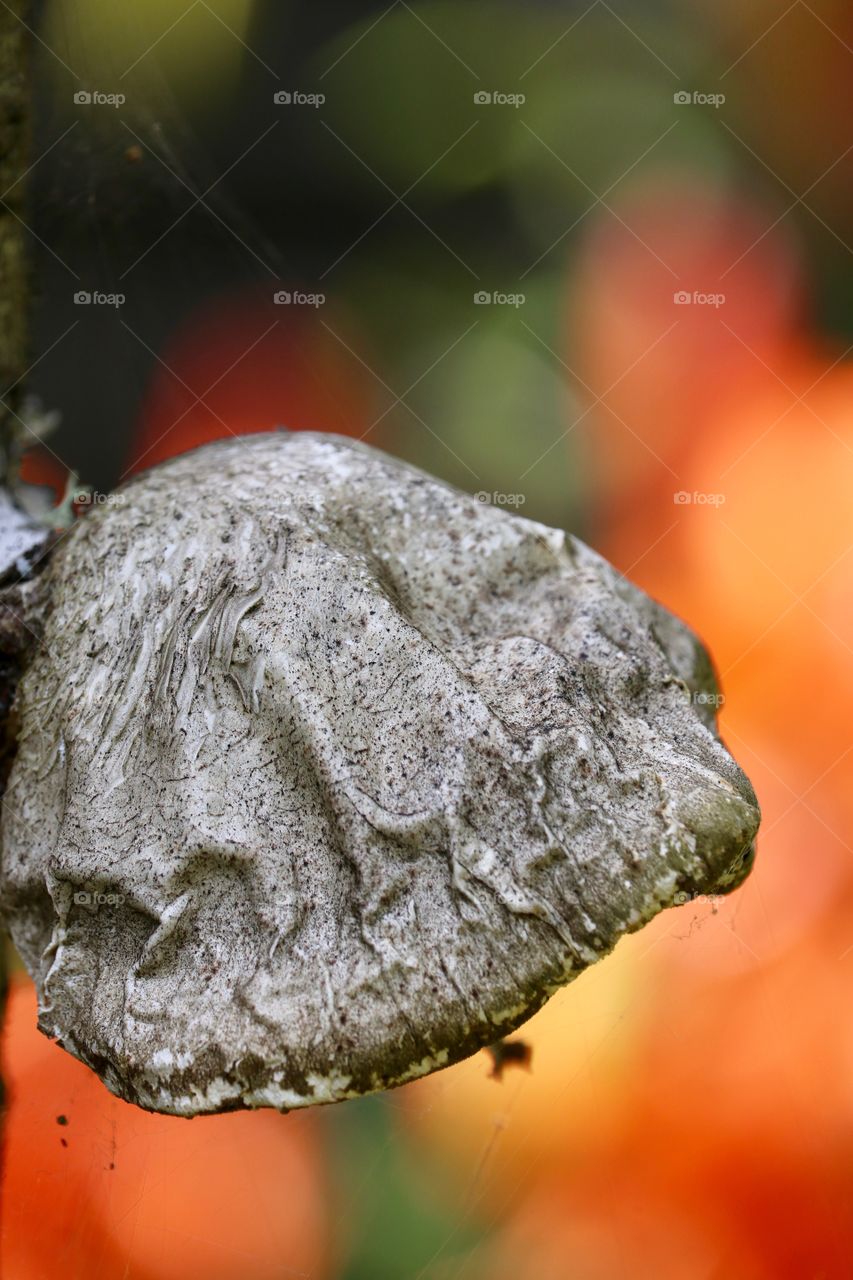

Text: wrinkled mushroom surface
xmin=0 ymin=433 xmax=759 ymax=1115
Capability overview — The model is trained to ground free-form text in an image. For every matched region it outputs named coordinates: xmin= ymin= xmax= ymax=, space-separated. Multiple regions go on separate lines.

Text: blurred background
xmin=2 ymin=0 xmax=852 ymax=1276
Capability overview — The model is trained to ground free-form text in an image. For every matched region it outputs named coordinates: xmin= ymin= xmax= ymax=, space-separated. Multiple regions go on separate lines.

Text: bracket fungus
xmin=0 ymin=432 xmax=759 ymax=1115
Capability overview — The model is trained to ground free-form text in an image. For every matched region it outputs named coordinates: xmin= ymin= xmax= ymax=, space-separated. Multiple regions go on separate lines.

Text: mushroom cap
xmin=0 ymin=433 xmax=759 ymax=1115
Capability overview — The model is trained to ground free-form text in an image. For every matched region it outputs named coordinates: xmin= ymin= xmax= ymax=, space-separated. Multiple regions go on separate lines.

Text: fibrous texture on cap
xmin=0 ymin=433 xmax=759 ymax=1115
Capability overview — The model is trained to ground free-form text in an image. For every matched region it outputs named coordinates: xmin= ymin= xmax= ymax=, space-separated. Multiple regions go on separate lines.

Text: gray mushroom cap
xmin=0 ymin=433 xmax=759 ymax=1115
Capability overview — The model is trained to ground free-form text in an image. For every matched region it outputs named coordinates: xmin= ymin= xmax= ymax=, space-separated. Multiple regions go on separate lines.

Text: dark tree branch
xmin=0 ymin=2 xmax=31 ymax=455
xmin=0 ymin=0 xmax=31 ymax=1124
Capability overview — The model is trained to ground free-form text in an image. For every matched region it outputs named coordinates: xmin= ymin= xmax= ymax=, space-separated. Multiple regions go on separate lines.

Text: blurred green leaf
xmin=340 ymin=250 xmax=589 ymax=530
xmin=325 ymin=1094 xmax=489 ymax=1280
xmin=313 ymin=0 xmax=713 ymax=204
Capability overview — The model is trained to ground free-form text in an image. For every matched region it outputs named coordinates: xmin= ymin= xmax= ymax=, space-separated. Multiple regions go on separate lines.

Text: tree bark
xmin=0 ymin=0 xmax=31 ymax=484
xmin=0 ymin=0 xmax=31 ymax=1124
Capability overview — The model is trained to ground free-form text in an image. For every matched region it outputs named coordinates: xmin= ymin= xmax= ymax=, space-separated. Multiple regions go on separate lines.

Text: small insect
xmin=486 ymin=1038 xmax=533 ymax=1082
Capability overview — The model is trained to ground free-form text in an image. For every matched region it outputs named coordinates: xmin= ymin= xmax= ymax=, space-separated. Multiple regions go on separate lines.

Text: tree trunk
xmin=0 ymin=0 xmax=31 ymax=484
xmin=0 ymin=0 xmax=31 ymax=1122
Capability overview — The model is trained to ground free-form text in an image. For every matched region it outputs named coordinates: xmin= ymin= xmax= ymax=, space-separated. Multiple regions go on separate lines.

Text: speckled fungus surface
xmin=0 ymin=433 xmax=759 ymax=1115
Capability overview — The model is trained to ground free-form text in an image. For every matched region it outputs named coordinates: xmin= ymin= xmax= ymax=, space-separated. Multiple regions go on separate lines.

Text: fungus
xmin=0 ymin=432 xmax=759 ymax=1115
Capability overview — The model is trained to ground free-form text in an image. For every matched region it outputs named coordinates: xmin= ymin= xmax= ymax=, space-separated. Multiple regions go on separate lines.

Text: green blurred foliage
xmin=508 ymin=70 xmax=732 ymax=254
xmin=325 ymin=1095 xmax=489 ymax=1280
xmin=314 ymin=1 xmax=723 ymax=203
xmin=43 ymin=0 xmax=258 ymax=107
xmin=309 ymin=0 xmax=743 ymax=530
xmin=341 ymin=250 xmax=589 ymax=530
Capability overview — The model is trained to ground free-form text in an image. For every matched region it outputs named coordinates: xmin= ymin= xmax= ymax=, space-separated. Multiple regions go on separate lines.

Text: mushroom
xmin=0 ymin=432 xmax=759 ymax=1115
